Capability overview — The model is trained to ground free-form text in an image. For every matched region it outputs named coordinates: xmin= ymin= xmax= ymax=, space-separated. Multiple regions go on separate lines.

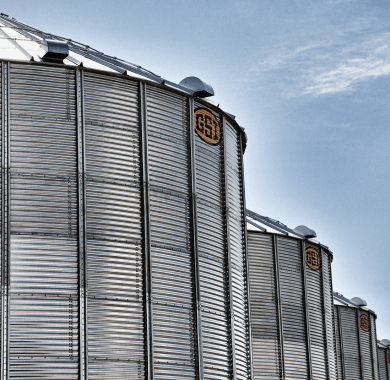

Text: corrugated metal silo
xmin=333 ymin=293 xmax=379 ymax=380
xmin=377 ymin=339 xmax=390 ymax=380
xmin=246 ymin=209 xmax=337 ymax=380
xmin=0 ymin=14 xmax=252 ymax=380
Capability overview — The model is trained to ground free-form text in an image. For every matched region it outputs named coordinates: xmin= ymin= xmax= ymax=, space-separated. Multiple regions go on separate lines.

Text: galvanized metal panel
xmin=1 ymin=61 xmax=7 ymax=380
xmin=305 ymin=243 xmax=327 ymax=380
xmin=9 ymin=64 xmax=79 ymax=379
xmin=359 ymin=311 xmax=374 ymax=380
xmin=323 ymin=252 xmax=337 ymax=380
xmin=147 ymin=86 xmax=196 ymax=379
xmin=225 ymin=120 xmax=250 ymax=380
xmin=194 ymin=102 xmax=231 ymax=380
xmin=339 ymin=307 xmax=361 ymax=380
xmin=247 ymin=232 xmax=281 ymax=380
xmin=9 ymin=236 xmax=79 ymax=379
xmin=188 ymin=97 xmax=204 ymax=380
xmin=334 ymin=303 xmax=344 ymax=380
xmin=277 ymin=236 xmax=309 ymax=380
xmin=9 ymin=65 xmax=76 ymax=123
xmin=83 ymin=72 xmax=144 ymax=378
xmin=377 ymin=347 xmax=388 ymax=380
xmin=0 ymin=62 xmax=3 ymax=379
xmin=371 ymin=317 xmax=379 ymax=380
xmin=140 ymin=81 xmax=153 ymax=380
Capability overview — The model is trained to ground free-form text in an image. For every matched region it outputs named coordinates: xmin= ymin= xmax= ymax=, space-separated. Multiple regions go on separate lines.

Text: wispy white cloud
xmin=253 ymin=13 xmax=390 ymax=97
xmin=303 ymin=38 xmax=390 ymax=95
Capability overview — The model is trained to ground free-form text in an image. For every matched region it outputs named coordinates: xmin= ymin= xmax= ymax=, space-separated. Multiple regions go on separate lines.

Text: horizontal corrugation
xmin=10 ymin=119 xmax=77 ymax=176
xmin=86 ymin=360 xmax=144 ymax=379
xmin=334 ymin=307 xmax=344 ymax=380
xmin=152 ymin=304 xmax=195 ymax=378
xmin=87 ymin=298 xmax=144 ymax=369
xmin=10 ymin=236 xmax=78 ymax=296
xmin=85 ymin=124 xmax=139 ymax=183
xmin=11 ymin=176 xmax=77 ymax=237
xmin=9 ymin=295 xmax=79 ymax=379
xmin=359 ymin=311 xmax=374 ymax=380
xmin=84 ymin=73 xmax=139 ymax=185
xmin=147 ymin=86 xmax=196 ymax=379
xmin=147 ymin=86 xmax=190 ymax=194
xmin=84 ymin=72 xmax=144 ymax=378
xmin=149 ymin=191 xmax=191 ymax=251
xmin=322 ymin=252 xmax=337 ymax=380
xmin=248 ymin=232 xmax=281 ymax=380
xmin=0 ymin=65 xmax=2 ymax=372
xmin=10 ymin=64 xmax=76 ymax=122
xmin=339 ymin=307 xmax=361 ymax=380
xmin=371 ymin=316 xmax=379 ymax=380
xmin=277 ymin=236 xmax=309 ymax=380
xmin=10 ymin=235 xmax=79 ymax=377
xmin=225 ymin=122 xmax=249 ymax=379
xmin=86 ymin=181 xmax=142 ymax=242
xmin=8 ymin=64 xmax=79 ymax=379
xmin=84 ymin=73 xmax=138 ymax=129
xmin=201 ymin=310 xmax=231 ymax=380
xmin=306 ymin=243 xmax=327 ymax=380
xmin=87 ymin=240 xmax=143 ymax=300
xmin=377 ymin=347 xmax=387 ymax=380
xmin=151 ymin=247 xmax=193 ymax=306
xmin=194 ymin=104 xmax=231 ymax=379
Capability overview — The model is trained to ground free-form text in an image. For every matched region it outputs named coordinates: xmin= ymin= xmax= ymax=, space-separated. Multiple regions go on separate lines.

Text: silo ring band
xmin=360 ymin=314 xmax=370 ymax=332
xmin=306 ymin=247 xmax=321 ymax=270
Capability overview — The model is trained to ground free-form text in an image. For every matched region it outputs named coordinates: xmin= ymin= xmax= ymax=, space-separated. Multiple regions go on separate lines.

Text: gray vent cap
xmin=293 ymin=225 xmax=317 ymax=238
xmin=380 ymin=339 xmax=390 ymax=346
xmin=39 ymin=40 xmax=69 ymax=61
xmin=350 ymin=297 xmax=367 ymax=307
xmin=178 ymin=76 xmax=214 ymax=98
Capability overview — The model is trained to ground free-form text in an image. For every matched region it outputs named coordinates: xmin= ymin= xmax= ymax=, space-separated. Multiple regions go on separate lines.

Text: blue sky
xmin=3 ymin=0 xmax=389 ymax=338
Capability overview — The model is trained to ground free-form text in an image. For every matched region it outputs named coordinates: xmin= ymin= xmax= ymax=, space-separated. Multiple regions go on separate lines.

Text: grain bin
xmin=378 ymin=339 xmax=390 ymax=380
xmin=246 ymin=209 xmax=337 ymax=380
xmin=0 ymin=14 xmax=252 ymax=380
xmin=334 ymin=293 xmax=379 ymax=380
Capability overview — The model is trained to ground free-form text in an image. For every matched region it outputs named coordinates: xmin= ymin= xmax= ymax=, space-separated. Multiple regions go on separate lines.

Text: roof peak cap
xmin=293 ymin=225 xmax=316 ymax=238
xmin=350 ymin=297 xmax=367 ymax=307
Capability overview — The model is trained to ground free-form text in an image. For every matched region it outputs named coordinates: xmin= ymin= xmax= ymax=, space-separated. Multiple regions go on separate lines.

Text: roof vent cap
xmin=380 ymin=339 xmax=390 ymax=346
xmin=39 ymin=39 xmax=69 ymax=61
xmin=293 ymin=225 xmax=317 ymax=238
xmin=178 ymin=76 xmax=214 ymax=98
xmin=350 ymin=297 xmax=367 ymax=307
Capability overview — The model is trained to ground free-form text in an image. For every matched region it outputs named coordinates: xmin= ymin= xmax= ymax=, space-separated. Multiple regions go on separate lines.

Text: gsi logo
xmin=194 ymin=108 xmax=221 ymax=145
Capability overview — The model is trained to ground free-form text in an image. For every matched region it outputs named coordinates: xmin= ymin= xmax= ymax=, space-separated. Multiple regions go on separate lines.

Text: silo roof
xmin=246 ymin=208 xmax=331 ymax=252
xmin=0 ymin=14 xmax=165 ymax=81
xmin=377 ymin=339 xmax=390 ymax=348
xmin=0 ymin=13 xmax=241 ymax=128
xmin=333 ymin=291 xmax=376 ymax=315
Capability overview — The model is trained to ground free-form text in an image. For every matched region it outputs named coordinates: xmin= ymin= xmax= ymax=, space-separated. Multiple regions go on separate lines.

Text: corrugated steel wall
xmin=334 ymin=305 xmax=379 ymax=380
xmin=225 ymin=120 xmax=251 ymax=380
xmin=377 ymin=347 xmax=389 ymax=380
xmin=323 ymin=252 xmax=337 ymax=380
xmin=147 ymin=86 xmax=195 ymax=379
xmin=9 ymin=64 xmax=79 ymax=379
xmin=84 ymin=72 xmax=144 ymax=378
xmin=0 ymin=61 xmax=250 ymax=379
xmin=247 ymin=233 xmax=281 ymax=380
xmin=247 ymin=232 xmax=337 ymax=380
